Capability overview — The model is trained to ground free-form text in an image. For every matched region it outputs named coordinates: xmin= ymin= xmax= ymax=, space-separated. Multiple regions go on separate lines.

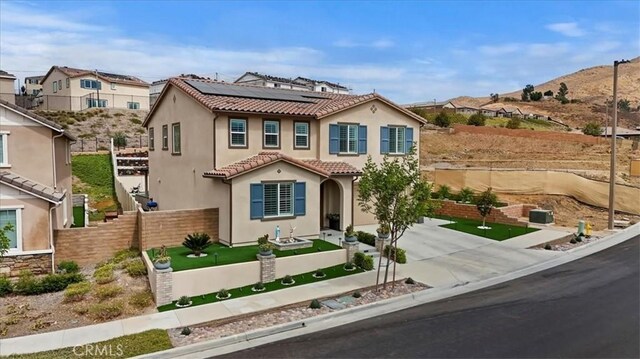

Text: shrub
xmin=436 ymin=184 xmax=452 ymax=200
xmin=94 ymin=264 xmax=115 ymax=284
xmin=181 ymin=327 xmax=192 ymax=336
xmin=177 ymin=296 xmax=191 ymax=306
xmin=113 ymin=132 xmax=127 ymax=148
xmin=313 ymin=269 xmax=326 ymax=278
xmin=384 ymin=245 xmax=407 ymax=264
xmin=88 ymin=300 xmax=124 ymax=320
xmin=57 ymin=261 xmax=80 ymax=274
xmin=129 ymin=290 xmax=153 ymax=309
xmin=282 ymin=275 xmax=294 ymax=284
xmin=182 ymin=232 xmax=212 ymax=257
xmin=14 ymin=270 xmax=40 ymax=295
xmin=570 ymin=238 xmax=577 ymax=244
xmin=506 ymin=118 xmax=521 ymax=129
xmin=544 ymin=244 xmax=552 ymax=250
xmin=344 ymin=262 xmax=355 ymax=270
xmin=352 ymin=291 xmax=362 ymax=298
xmin=356 ymin=231 xmax=376 ymax=246
xmin=95 ymin=284 xmax=123 ymax=301
xmin=467 ymin=113 xmax=486 ymax=126
xmin=125 ymin=259 xmax=147 ymax=277
xmin=434 ymin=112 xmax=450 ymax=128
xmin=112 ymin=249 xmax=139 ymax=264
xmin=14 ymin=270 xmax=84 ymax=295
xmin=405 ymin=277 xmax=416 ymax=285
xmin=0 ymin=276 xmax=13 ymax=297
xmin=253 ymin=282 xmax=265 ymax=291
xmin=354 ymin=252 xmax=374 ymax=270
xmin=544 ymin=90 xmax=554 ymax=97
xmin=582 ymin=122 xmax=602 ymax=136
xmin=458 ymin=187 xmax=475 ymax=203
xmin=576 ymin=235 xmax=583 ymax=243
xmin=309 ymin=299 xmax=322 ymax=309
xmin=64 ymin=282 xmax=92 ymax=302
xmin=217 ymin=288 xmax=230 ymax=299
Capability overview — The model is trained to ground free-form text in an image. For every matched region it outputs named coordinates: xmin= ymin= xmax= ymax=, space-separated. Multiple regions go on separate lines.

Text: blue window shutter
xmin=380 ymin=126 xmax=390 ymax=154
xmin=294 ymin=182 xmax=306 ymax=216
xmin=358 ymin=125 xmax=367 ymax=154
xmin=405 ymin=127 xmax=414 ymax=153
xmin=329 ymin=124 xmax=339 ymax=154
xmin=250 ymin=184 xmax=264 ymax=219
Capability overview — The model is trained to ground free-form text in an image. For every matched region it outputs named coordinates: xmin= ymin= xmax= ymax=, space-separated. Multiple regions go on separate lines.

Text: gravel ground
xmin=536 ymin=235 xmax=602 ymax=252
xmin=169 ymin=281 xmax=428 ymax=347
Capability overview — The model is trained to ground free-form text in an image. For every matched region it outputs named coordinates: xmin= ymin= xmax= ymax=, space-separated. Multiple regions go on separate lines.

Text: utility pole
xmin=608 ymin=59 xmax=631 ymax=230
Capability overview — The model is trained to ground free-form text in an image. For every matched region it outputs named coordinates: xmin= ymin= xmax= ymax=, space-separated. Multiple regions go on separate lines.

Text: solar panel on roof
xmin=185 ymin=80 xmax=328 ymax=103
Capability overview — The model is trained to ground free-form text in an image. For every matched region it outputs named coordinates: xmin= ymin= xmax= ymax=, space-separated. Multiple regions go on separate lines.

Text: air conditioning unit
xmin=529 ymin=209 xmax=554 ymax=224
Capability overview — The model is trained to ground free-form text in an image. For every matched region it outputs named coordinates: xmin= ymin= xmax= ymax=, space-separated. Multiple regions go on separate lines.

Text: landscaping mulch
xmin=536 ymin=235 xmax=602 ymax=251
xmin=168 ymin=280 xmax=429 ymax=347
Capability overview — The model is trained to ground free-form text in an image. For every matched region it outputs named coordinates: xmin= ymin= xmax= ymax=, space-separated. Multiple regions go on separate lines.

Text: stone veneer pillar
xmin=375 ymin=237 xmax=390 ymax=253
xmin=257 ymin=254 xmax=276 ymax=283
xmin=153 ymin=268 xmax=173 ymax=306
xmin=342 ymin=241 xmax=359 ymax=263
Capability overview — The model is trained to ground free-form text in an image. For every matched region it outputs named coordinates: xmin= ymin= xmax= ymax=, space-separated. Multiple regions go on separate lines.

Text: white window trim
xmin=172 ymin=123 xmax=181 ymax=154
xmin=229 ymin=119 xmax=247 ymax=147
xmin=162 ymin=125 xmax=168 ymax=150
xmin=263 ymin=182 xmax=294 ymax=218
xmin=389 ymin=126 xmax=406 ymax=155
xmin=149 ymin=127 xmax=155 ymax=150
xmin=0 ymin=206 xmax=23 ymax=253
xmin=53 ymin=81 xmax=58 ymax=93
xmin=294 ymin=122 xmax=309 ymax=149
xmin=263 ymin=120 xmax=280 ymax=148
xmin=110 ymin=82 xmax=116 ymax=90
xmin=339 ymin=124 xmax=358 ymax=154
xmin=0 ymin=131 xmax=10 ymax=168
xmin=62 ymin=196 xmax=68 ymax=226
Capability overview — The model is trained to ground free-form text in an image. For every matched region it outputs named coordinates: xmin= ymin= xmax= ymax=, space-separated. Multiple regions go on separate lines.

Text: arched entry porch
xmin=320 ymin=178 xmax=343 ymax=230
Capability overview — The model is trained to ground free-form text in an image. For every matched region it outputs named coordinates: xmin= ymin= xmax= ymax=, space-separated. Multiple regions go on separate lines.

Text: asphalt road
xmin=220 ymin=236 xmax=639 ymax=358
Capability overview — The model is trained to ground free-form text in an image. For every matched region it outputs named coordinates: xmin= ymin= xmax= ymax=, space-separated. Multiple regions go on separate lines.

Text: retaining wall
xmin=435 ymin=200 xmax=535 ymax=227
xmin=139 ymin=208 xmax=219 ymax=250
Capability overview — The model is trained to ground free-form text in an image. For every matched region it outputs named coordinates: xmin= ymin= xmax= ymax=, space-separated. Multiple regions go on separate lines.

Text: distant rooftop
xmin=42 ymin=66 xmax=148 ymax=87
xmin=236 ymin=72 xmax=349 ymax=90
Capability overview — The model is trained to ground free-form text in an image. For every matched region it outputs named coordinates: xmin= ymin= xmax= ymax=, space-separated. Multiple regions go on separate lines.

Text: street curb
xmin=137 ymin=223 xmax=639 ymax=359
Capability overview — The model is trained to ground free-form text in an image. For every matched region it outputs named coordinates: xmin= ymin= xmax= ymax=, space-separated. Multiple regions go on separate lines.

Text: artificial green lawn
xmin=157 ymin=263 xmax=365 ymax=312
xmin=6 ymin=329 xmax=172 ymax=359
xmin=437 ymin=216 xmax=539 ymax=241
xmin=71 ymin=154 xmax=118 ymax=221
xmin=149 ymin=239 xmax=342 ymax=272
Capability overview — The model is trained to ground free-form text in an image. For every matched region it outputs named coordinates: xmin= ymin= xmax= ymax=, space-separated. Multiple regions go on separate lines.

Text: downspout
xmin=351 ymin=176 xmax=357 ymax=227
xmin=52 ymin=132 xmax=65 ymax=189
xmin=212 ymin=114 xmax=218 ymax=169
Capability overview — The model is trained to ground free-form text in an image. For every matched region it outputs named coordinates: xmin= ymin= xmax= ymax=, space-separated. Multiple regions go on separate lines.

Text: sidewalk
xmin=0 ymin=223 xmax=635 ymax=356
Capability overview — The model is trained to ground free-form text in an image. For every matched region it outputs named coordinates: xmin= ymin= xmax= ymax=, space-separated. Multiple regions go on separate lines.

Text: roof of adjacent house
xmin=0 ymin=99 xmax=76 ymax=140
xmin=235 ymin=72 xmax=349 ymax=90
xmin=203 ymin=151 xmax=361 ymax=179
xmin=600 ymin=127 xmax=640 ymax=136
xmin=0 ymin=171 xmax=65 ymax=203
xmin=236 ymin=72 xmax=301 ymax=85
xmin=41 ymin=66 xmax=149 ymax=87
xmin=0 ymin=70 xmax=16 ymax=79
xmin=146 ymin=77 xmax=426 ymax=125
xmin=294 ymin=77 xmax=349 ymax=90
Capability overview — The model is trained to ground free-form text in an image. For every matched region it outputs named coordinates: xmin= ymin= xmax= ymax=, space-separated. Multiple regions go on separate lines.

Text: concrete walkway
xmin=0 ymin=222 xmax=600 ymax=356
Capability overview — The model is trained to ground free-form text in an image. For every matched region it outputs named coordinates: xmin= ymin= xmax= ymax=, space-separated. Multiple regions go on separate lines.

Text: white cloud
xmin=332 ymin=38 xmax=394 ymax=49
xmin=545 ymin=22 xmax=586 ymax=37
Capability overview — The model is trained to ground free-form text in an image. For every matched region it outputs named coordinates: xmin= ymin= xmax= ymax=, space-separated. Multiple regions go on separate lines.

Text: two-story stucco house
xmin=143 ymin=78 xmax=425 ymax=246
xmin=234 ymin=72 xmax=350 ymax=94
xmin=0 ymin=99 xmax=75 ymax=276
xmin=39 ymin=66 xmax=150 ymax=111
xmin=0 ymin=70 xmax=16 ymax=104
xmin=24 ymin=75 xmax=45 ymax=96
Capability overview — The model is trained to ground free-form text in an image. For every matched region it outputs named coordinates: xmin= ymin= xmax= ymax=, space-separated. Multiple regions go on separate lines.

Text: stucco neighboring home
xmin=479 ymin=108 xmax=497 ymax=117
xmin=503 ymin=106 xmax=524 ymax=118
xmin=0 ymin=99 xmax=75 ymax=276
xmin=234 ymin=72 xmax=351 ymax=94
xmin=24 ymin=75 xmax=45 ymax=96
xmin=442 ymin=101 xmax=480 ymax=115
xmin=39 ymin=66 xmax=150 ymax=111
xmin=0 ymin=70 xmax=16 ymax=104
xmin=600 ymin=127 xmax=640 ymax=139
xmin=143 ymin=78 xmax=425 ymax=246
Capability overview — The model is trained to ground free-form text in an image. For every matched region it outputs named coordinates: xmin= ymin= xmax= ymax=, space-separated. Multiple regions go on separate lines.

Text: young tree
xmin=618 ymin=99 xmax=631 ymax=112
xmin=476 ymin=187 xmax=498 ymax=229
xmin=0 ymin=222 xmax=14 ymax=261
xmin=556 ymin=82 xmax=569 ymax=103
xmin=521 ymin=84 xmax=534 ymax=101
xmin=530 ymin=91 xmax=543 ymax=101
xmin=582 ymin=122 xmax=602 ymax=136
xmin=358 ymin=146 xmax=436 ymax=290
xmin=113 ymin=132 xmax=127 ymax=150
xmin=490 ymin=93 xmax=499 ymax=103
xmin=543 ymin=90 xmax=554 ymax=97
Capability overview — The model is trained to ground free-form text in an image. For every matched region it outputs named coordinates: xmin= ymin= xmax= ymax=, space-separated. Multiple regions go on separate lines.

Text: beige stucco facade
xmin=0 ymin=75 xmax=16 ymax=104
xmin=145 ymin=84 xmax=424 ymax=245
xmin=0 ymin=103 xmax=73 ymax=255
xmin=40 ymin=68 xmax=149 ymax=111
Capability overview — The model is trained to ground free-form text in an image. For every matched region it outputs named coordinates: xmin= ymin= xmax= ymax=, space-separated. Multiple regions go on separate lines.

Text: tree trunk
xmin=382 ymin=234 xmax=393 ymax=289
xmin=482 ymin=216 xmax=486 ymax=228
xmin=375 ymin=248 xmax=383 ymax=291
xmin=392 ymin=237 xmax=398 ymax=290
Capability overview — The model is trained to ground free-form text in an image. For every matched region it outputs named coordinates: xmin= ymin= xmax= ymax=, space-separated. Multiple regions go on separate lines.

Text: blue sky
xmin=1 ymin=1 xmax=638 ymax=103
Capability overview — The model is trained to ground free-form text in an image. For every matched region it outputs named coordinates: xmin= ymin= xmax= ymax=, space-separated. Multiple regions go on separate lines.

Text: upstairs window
xmin=380 ymin=126 xmax=414 ymax=155
xmin=294 ymin=122 xmax=309 ymax=149
xmin=329 ymin=124 xmax=366 ymax=155
xmin=110 ymin=82 xmax=116 ymax=90
xmin=53 ymin=81 xmax=58 ymax=93
xmin=229 ymin=118 xmax=247 ymax=147
xmin=149 ymin=128 xmax=155 ymax=150
xmin=172 ymin=123 xmax=181 ymax=154
xmin=127 ymin=102 xmax=140 ymax=110
xmin=0 ymin=132 xmax=9 ymax=166
xmin=80 ymin=79 xmax=102 ymax=89
xmin=388 ymin=127 xmax=406 ymax=154
xmin=86 ymin=98 xmax=107 ymax=108
xmin=162 ymin=125 xmax=168 ymax=150
xmin=263 ymin=120 xmax=280 ymax=148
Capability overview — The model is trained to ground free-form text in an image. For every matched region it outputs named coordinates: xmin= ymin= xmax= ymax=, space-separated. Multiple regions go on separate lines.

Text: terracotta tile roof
xmin=203 ymin=152 xmax=360 ymax=179
xmin=155 ymin=77 xmax=426 ymax=125
xmin=0 ymin=100 xmax=76 ymax=140
xmin=0 ymin=171 xmax=65 ymax=203
xmin=42 ymin=66 xmax=148 ymax=87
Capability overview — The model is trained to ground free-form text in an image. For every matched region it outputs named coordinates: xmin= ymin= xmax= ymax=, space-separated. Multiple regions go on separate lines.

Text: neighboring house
xmin=150 ymin=74 xmax=208 ymax=108
xmin=143 ymin=78 xmax=425 ymax=246
xmin=234 ymin=72 xmax=350 ymax=94
xmin=39 ymin=66 xmax=150 ymax=111
xmin=503 ymin=106 xmax=524 ymax=118
xmin=24 ymin=75 xmax=44 ymax=95
xmin=403 ymin=100 xmax=447 ymax=112
xmin=480 ymin=108 xmax=497 ymax=117
xmin=443 ymin=101 xmax=479 ymax=115
xmin=0 ymin=99 xmax=75 ymax=276
xmin=0 ymin=70 xmax=16 ymax=104
xmin=600 ymin=127 xmax=640 ymax=140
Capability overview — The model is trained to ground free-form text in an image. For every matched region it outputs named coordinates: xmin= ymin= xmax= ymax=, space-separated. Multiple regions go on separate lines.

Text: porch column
xmin=257 ymin=254 xmax=276 ymax=283
xmin=342 ymin=241 xmax=359 ymax=263
xmin=153 ymin=268 xmax=173 ymax=306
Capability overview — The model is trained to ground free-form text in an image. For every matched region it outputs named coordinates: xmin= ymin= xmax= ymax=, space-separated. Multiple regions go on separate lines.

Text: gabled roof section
xmin=41 ymin=66 xmax=148 ymax=87
xmin=0 ymin=70 xmax=16 ymax=79
xmin=203 ymin=152 xmax=360 ymax=179
xmin=0 ymin=171 xmax=65 ymax=203
xmin=0 ymin=99 xmax=76 ymax=140
xmin=144 ymin=77 xmax=426 ymax=126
